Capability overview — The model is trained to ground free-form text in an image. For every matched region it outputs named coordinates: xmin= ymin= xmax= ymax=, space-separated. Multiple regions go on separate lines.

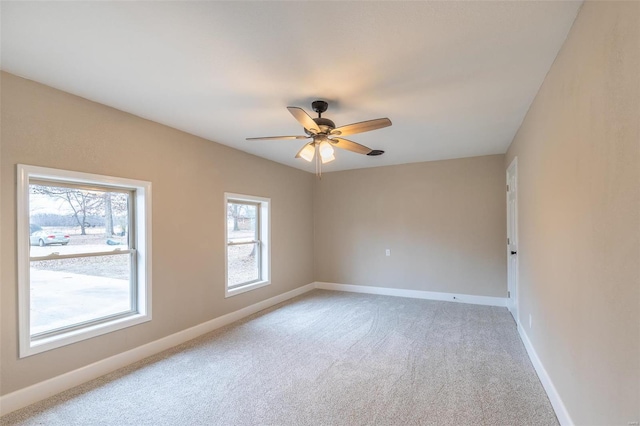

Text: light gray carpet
xmin=1 ymin=290 xmax=558 ymax=425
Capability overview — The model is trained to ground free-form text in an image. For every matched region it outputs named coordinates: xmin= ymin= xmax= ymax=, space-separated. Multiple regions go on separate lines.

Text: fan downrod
xmin=311 ymin=100 xmax=329 ymax=117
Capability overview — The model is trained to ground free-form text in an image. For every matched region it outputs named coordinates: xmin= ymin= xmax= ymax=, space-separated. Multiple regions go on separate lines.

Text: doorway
xmin=506 ymin=157 xmax=519 ymax=323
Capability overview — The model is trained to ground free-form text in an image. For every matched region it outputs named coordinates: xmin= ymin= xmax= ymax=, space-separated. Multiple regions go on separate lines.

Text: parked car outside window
xmin=29 ymin=225 xmax=70 ymax=246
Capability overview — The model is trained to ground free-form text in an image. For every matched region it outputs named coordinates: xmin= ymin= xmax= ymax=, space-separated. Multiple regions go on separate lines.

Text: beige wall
xmin=0 ymin=72 xmax=315 ymax=395
xmin=505 ymin=1 xmax=640 ymax=424
xmin=314 ymin=155 xmax=507 ymax=297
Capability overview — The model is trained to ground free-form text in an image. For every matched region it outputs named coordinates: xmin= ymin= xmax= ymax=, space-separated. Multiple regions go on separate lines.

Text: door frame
xmin=506 ymin=156 xmax=519 ymax=323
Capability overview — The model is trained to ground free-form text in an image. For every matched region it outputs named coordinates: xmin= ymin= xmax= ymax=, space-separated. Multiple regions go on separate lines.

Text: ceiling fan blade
xmin=330 ymin=137 xmax=373 ymax=155
xmin=331 ymin=118 xmax=392 ymax=137
xmin=287 ymin=107 xmax=320 ymax=134
xmin=246 ymin=135 xmax=309 ymax=141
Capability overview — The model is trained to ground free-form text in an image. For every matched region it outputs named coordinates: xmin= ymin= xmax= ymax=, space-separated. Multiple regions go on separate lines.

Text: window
xmin=225 ymin=193 xmax=270 ymax=297
xmin=17 ymin=165 xmax=151 ymax=357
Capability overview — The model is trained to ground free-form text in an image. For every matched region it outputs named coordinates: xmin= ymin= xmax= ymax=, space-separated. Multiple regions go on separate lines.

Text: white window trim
xmin=17 ymin=164 xmax=152 ymax=358
xmin=224 ymin=192 xmax=270 ymax=298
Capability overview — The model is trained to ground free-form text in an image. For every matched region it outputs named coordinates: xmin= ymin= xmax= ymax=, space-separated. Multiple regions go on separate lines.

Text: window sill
xmin=21 ymin=313 xmax=151 ymax=358
xmin=225 ymin=280 xmax=270 ymax=298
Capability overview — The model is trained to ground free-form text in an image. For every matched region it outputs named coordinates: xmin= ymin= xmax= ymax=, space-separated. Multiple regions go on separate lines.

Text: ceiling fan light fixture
xmin=319 ymin=140 xmax=334 ymax=159
xmin=321 ymin=153 xmax=335 ymax=164
xmin=298 ymin=143 xmax=315 ymax=162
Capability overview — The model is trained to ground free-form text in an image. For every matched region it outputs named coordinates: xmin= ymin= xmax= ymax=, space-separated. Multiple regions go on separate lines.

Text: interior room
xmin=0 ymin=1 xmax=638 ymax=425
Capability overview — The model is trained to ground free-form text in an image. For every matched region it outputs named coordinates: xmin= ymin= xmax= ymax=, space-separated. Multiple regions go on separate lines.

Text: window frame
xmin=224 ymin=193 xmax=270 ymax=298
xmin=17 ymin=164 xmax=152 ymax=358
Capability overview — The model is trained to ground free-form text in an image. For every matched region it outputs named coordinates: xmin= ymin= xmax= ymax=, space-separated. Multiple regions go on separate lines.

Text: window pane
xmin=227 ymin=202 xmax=257 ymax=243
xmin=29 ymin=183 xmax=131 ymax=257
xmin=30 ymin=254 xmax=133 ymax=336
xmin=227 ymin=243 xmax=259 ymax=287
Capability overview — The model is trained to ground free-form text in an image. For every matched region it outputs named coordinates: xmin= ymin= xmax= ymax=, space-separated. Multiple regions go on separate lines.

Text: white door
xmin=506 ymin=158 xmax=519 ymax=323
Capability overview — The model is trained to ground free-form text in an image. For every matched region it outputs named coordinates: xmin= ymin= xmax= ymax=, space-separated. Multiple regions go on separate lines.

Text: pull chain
xmin=315 ymin=143 xmax=322 ymax=179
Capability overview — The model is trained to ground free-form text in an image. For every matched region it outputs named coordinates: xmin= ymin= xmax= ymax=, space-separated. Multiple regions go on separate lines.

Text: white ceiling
xmin=1 ymin=1 xmax=582 ymax=173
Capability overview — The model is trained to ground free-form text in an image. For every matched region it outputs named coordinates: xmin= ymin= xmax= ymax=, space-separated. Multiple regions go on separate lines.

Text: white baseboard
xmin=517 ymin=321 xmax=573 ymax=426
xmin=314 ymin=281 xmax=507 ymax=307
xmin=0 ymin=282 xmax=315 ymax=417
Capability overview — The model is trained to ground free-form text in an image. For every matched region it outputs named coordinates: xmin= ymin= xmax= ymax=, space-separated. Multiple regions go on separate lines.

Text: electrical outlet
xmin=529 ymin=314 xmax=532 ymax=329
xmin=385 ymin=249 xmax=391 ymax=256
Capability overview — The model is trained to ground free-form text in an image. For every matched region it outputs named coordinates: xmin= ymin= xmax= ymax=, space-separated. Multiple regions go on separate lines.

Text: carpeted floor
xmin=1 ymin=290 xmax=558 ymax=425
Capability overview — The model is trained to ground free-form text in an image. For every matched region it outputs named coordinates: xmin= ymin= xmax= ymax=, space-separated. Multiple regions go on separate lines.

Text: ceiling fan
xmin=247 ymin=100 xmax=391 ymax=176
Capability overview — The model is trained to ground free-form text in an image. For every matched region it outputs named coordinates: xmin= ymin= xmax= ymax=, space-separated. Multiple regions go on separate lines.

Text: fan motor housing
xmin=305 ymin=117 xmax=336 ymax=135
xmin=313 ymin=117 xmax=335 ymax=129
